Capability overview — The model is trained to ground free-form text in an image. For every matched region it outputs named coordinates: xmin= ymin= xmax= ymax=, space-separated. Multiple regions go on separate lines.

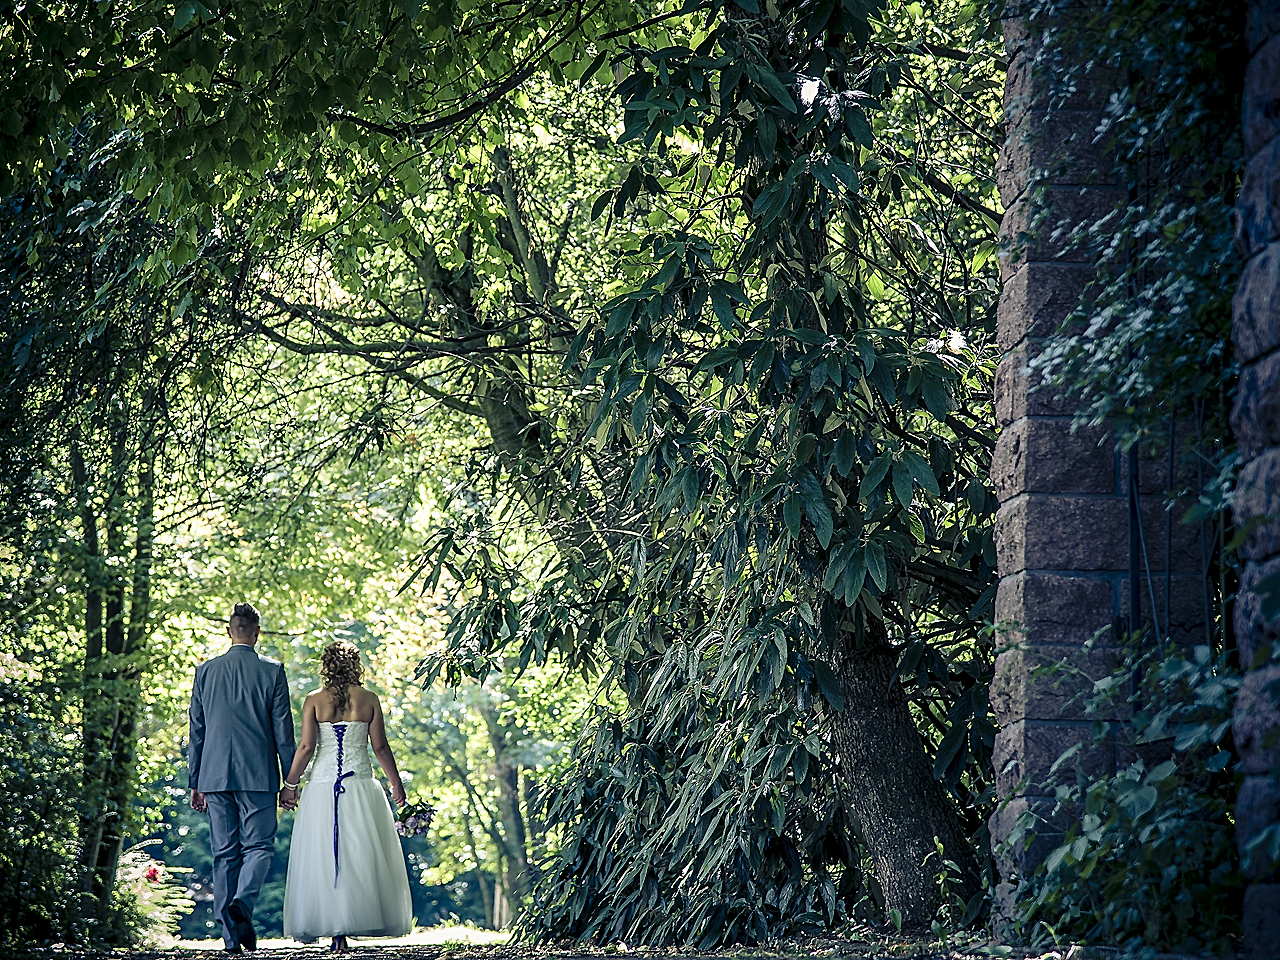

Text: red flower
xmin=144 ymin=865 xmax=162 ymax=883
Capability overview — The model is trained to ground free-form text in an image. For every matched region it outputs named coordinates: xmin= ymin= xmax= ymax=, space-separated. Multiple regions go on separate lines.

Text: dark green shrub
xmin=1007 ymin=644 xmax=1242 ymax=953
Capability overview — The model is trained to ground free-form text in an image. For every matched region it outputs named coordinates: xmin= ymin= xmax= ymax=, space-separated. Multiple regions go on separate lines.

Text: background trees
xmin=0 ymin=0 xmax=1252 ymax=950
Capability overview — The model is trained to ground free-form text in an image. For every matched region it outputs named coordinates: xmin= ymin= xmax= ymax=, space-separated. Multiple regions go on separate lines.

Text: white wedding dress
xmin=282 ymin=721 xmax=413 ymax=942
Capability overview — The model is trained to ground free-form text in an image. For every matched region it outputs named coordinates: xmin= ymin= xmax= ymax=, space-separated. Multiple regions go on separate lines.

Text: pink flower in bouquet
xmin=144 ymin=865 xmax=162 ymax=883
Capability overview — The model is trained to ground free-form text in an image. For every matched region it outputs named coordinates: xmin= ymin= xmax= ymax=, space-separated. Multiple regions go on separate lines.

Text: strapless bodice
xmin=308 ymin=721 xmax=373 ymax=783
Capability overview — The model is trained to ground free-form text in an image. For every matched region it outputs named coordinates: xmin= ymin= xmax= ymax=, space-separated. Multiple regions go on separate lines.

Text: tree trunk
xmin=459 ymin=809 xmax=495 ymax=928
xmin=827 ymin=622 xmax=981 ymax=929
xmin=76 ymin=419 xmax=158 ymax=927
xmin=71 ymin=443 xmax=108 ymax=886
xmin=481 ymin=704 xmax=530 ymax=900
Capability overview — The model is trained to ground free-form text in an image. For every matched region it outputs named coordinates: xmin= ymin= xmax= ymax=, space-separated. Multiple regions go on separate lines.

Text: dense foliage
xmin=499 ymin=0 xmax=1007 ymax=942
xmin=1010 ymin=643 xmax=1242 ymax=952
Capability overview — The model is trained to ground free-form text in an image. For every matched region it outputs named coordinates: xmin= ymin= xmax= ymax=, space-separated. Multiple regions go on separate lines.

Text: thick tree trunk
xmin=827 ymin=623 xmax=981 ymax=929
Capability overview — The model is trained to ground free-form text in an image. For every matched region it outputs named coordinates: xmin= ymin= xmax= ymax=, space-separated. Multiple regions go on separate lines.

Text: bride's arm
xmin=369 ymin=696 xmax=406 ymax=805
xmin=283 ymin=695 xmax=318 ymax=790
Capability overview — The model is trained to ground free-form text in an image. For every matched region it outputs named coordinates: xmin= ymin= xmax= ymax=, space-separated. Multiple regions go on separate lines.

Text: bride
xmin=281 ymin=640 xmax=413 ymax=952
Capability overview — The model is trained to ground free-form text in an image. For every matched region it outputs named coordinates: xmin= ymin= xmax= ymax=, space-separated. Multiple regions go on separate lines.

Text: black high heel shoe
xmin=329 ymin=935 xmax=348 ymax=953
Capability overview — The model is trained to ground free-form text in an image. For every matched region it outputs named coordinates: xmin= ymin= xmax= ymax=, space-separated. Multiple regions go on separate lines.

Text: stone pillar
xmin=1231 ymin=3 xmax=1280 ymax=955
xmin=988 ymin=15 xmax=1125 ymax=916
xmin=988 ymin=12 xmax=1208 ymax=920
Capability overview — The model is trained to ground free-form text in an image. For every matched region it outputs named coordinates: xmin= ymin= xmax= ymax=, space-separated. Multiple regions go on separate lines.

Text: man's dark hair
xmin=230 ymin=602 xmax=260 ymax=631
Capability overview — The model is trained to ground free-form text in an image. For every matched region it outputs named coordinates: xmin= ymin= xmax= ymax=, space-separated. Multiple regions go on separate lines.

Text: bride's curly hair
xmin=320 ymin=641 xmax=363 ymax=717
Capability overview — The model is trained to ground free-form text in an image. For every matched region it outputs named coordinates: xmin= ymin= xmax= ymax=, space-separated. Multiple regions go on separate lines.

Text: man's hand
xmin=190 ymin=790 xmax=207 ymax=813
xmin=279 ymin=787 xmax=299 ymax=811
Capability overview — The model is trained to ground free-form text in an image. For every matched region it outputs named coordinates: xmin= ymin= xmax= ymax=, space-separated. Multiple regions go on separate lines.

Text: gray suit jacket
xmin=188 ymin=644 xmax=296 ymax=793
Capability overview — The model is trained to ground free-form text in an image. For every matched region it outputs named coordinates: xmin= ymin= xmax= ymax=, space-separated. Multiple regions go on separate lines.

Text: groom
xmin=188 ymin=602 xmax=298 ymax=952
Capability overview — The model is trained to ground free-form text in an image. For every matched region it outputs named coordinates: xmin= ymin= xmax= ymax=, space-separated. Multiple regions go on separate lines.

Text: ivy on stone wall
xmin=1004 ymin=0 xmax=1248 ymax=949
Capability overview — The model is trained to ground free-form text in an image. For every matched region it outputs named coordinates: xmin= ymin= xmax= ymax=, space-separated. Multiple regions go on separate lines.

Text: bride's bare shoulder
xmin=350 ymin=686 xmax=379 ymax=717
xmin=300 ymin=689 xmax=328 ymax=711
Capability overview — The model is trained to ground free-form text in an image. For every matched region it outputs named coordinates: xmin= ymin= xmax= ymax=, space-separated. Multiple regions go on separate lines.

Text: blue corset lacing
xmin=331 ymin=723 xmax=354 ymax=887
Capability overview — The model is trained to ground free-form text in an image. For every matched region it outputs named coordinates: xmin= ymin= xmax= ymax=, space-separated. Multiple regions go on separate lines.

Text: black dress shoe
xmin=227 ymin=899 xmax=256 ymax=952
xmin=224 ymin=947 xmax=243 ymax=954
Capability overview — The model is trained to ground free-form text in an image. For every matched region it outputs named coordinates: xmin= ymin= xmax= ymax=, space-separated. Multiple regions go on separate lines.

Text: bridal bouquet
xmin=394 ymin=799 xmax=435 ymax=838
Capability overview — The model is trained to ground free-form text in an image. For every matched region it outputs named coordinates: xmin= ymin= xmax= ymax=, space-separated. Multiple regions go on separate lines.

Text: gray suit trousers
xmin=206 ymin=791 xmax=277 ymax=949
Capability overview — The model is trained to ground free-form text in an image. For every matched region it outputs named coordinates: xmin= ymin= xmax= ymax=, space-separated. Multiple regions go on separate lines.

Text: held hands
xmin=279 ymin=787 xmax=299 ymax=810
xmin=190 ymin=790 xmax=207 ymax=813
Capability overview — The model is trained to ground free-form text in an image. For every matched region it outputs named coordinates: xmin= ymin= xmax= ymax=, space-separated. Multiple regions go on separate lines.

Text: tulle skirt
xmin=283 ymin=775 xmax=413 ymax=942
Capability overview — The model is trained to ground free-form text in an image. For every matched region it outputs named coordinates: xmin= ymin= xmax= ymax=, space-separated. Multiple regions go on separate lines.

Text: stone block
xmin=1002 ymin=46 xmax=1035 ymax=126
xmin=1234 ymin=349 xmax=1280 ymax=461
xmin=1117 ymin=574 xmax=1213 ymax=650
xmin=1000 ymin=186 xmax=1124 ymax=280
xmin=995 ymin=571 xmax=1117 ymax=648
xmin=995 ymin=494 xmax=1129 ymax=575
xmin=1235 ymin=448 xmax=1280 ymax=561
xmin=1245 ymin=35 xmax=1280 ymax=159
xmin=1001 ymin=10 xmax=1030 ymax=55
xmin=1242 ymin=883 xmax=1280 ymax=960
xmin=1002 ymin=38 xmax=1112 ymax=120
xmin=992 ymin=419 xmax=1114 ymax=500
xmin=997 ymin=261 xmax=1093 ymax=352
xmin=1247 ymin=0 xmax=1280 ymax=56
xmin=1238 ymin=775 xmax=1280 ymax=881
xmin=1237 ymin=556 xmax=1280 ymax=670
xmin=1234 ymin=241 xmax=1280 ymax=366
xmin=994 ymin=346 xmax=1079 ymax=426
xmin=1130 ymin=430 xmax=1212 ymax=496
xmin=994 ymin=718 xmax=1117 ymax=798
xmin=997 ymin=109 xmax=1115 ymax=208
xmin=1238 ymin=137 xmax=1280 ymax=260
xmin=1235 ymin=664 xmax=1280 ymax=776
xmin=1125 ymin=497 xmax=1213 ymax=573
xmin=991 ymin=638 xmax=1121 ymax=727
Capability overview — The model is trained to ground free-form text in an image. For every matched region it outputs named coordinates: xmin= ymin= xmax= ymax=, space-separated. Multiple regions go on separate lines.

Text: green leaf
xmin=752 ymin=180 xmax=791 ymax=225
xmin=752 ymin=65 xmax=797 ymax=113
xmin=811 ymin=660 xmax=844 ymax=712
xmin=590 ymin=190 xmax=613 ymax=220
xmin=822 ymin=540 xmax=856 ymax=591
xmin=1118 ymin=783 xmax=1159 ymax=821
xmin=833 ymin=431 xmax=857 ymax=476
xmin=845 ymin=107 xmax=873 ymax=148
xmin=865 ymin=540 xmax=887 ymax=591
xmin=900 ymin=450 xmax=939 ymax=496
xmin=783 ymin=494 xmax=802 ymax=538
xmin=630 ymin=451 xmax=654 ymax=493
xmin=792 ymin=744 xmax=809 ymax=784
xmin=891 ymin=459 xmax=914 ymax=507
xmin=920 ymin=373 xmax=950 ymax=419
xmin=966 ymin=477 xmax=987 ymax=512
xmin=805 ymin=497 xmax=833 ymax=549
xmin=859 ymin=452 xmax=892 ymax=500
xmin=868 ymin=355 xmax=896 ymax=400
xmin=794 ymin=433 xmax=817 ymax=463
xmin=709 ymin=285 xmax=736 ymax=329
xmin=933 ymin=724 xmax=966 ymax=781
xmin=841 ymin=548 xmax=867 ymax=604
